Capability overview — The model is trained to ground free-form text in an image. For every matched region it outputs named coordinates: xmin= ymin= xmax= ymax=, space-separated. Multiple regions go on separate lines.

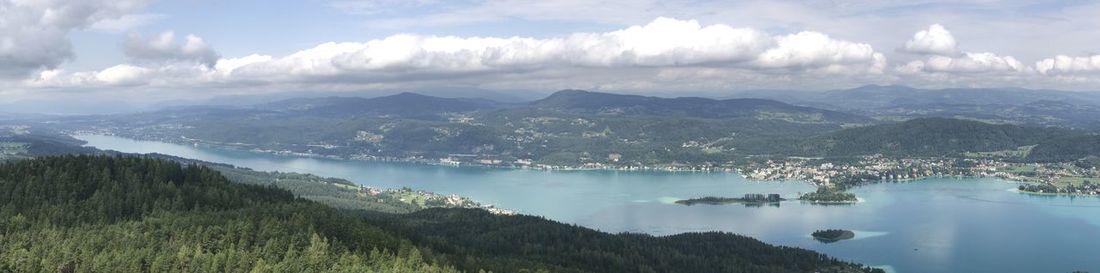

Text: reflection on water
xmin=656 ymin=196 xmax=681 ymax=204
xmin=850 ymin=230 xmax=889 ymax=240
xmin=78 ymin=134 xmax=1100 ymax=273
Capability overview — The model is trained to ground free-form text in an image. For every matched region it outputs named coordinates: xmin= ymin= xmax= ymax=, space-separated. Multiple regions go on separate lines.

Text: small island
xmin=675 ymin=193 xmax=785 ymax=206
xmin=812 ymin=229 xmax=855 ymax=243
xmin=799 ymin=187 xmax=858 ymax=203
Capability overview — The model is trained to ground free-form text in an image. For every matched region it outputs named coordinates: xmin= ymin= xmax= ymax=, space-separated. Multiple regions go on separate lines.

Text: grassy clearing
xmin=965 ymin=145 xmax=1035 ymax=159
xmin=1053 ymin=176 xmax=1097 ymax=188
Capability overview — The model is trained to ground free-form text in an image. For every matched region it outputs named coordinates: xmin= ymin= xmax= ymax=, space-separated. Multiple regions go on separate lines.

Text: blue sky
xmin=4 ymin=0 xmax=1100 ymax=105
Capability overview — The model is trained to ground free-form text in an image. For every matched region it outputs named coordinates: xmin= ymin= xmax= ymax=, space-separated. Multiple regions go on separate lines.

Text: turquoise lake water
xmin=78 ymin=134 xmax=1100 ymax=273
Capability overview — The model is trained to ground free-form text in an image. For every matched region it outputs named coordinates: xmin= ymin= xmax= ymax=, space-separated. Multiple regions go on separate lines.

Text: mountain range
xmin=727 ymin=85 xmax=1100 ymax=128
xmin=22 ymin=86 xmax=1100 ymax=167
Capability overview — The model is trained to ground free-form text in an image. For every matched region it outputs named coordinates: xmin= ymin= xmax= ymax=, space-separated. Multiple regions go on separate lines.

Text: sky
xmin=4 ymin=0 xmax=1100 ymax=107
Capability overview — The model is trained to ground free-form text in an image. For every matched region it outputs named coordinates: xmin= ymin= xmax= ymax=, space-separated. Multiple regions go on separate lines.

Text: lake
xmin=78 ymin=134 xmax=1100 ymax=273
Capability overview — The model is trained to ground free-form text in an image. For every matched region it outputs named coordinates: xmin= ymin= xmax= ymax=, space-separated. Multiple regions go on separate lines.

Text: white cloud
xmin=214 ymin=54 xmax=274 ymax=76
xmin=900 ymin=52 xmax=1027 ymax=74
xmin=95 ymin=64 xmax=150 ymax=85
xmin=903 ymin=24 xmax=958 ymax=55
xmin=897 ymin=24 xmax=1030 ymax=76
xmin=89 ymin=13 xmax=164 ymax=33
xmin=224 ymin=17 xmax=884 ymax=81
xmin=328 ymin=0 xmax=441 ymax=16
xmin=0 ymin=0 xmax=152 ymax=78
xmin=1036 ymin=55 xmax=1100 ymax=75
xmin=30 ymin=14 xmax=1100 ymax=98
xmin=26 ymin=17 xmax=889 ymax=95
xmin=124 ymin=32 xmax=220 ymax=66
xmin=755 ymin=31 xmax=886 ymax=73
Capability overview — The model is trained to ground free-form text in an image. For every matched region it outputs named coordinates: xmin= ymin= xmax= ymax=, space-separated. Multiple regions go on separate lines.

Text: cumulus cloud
xmin=89 ymin=13 xmax=164 ymax=33
xmin=124 ymin=32 xmax=220 ymax=66
xmin=903 ymin=24 xmax=958 ymax=55
xmin=94 ymin=64 xmax=151 ymax=85
xmin=250 ymin=17 xmax=778 ymax=76
xmin=1036 ymin=55 xmax=1100 ymax=75
xmin=899 ymin=52 xmax=1027 ymax=74
xmin=0 ymin=0 xmax=152 ymax=78
xmin=28 ymin=17 xmax=888 ymax=92
xmin=897 ymin=24 xmax=1030 ymax=75
xmin=227 ymin=17 xmax=885 ymax=81
xmin=755 ymin=31 xmax=886 ymax=73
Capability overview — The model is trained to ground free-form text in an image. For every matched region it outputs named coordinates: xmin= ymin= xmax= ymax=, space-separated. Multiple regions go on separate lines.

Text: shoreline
xmin=73 ymin=133 xmax=761 ymax=174
xmin=1015 ymin=189 xmax=1100 ymax=197
xmin=73 ymin=133 xmax=1100 ymax=197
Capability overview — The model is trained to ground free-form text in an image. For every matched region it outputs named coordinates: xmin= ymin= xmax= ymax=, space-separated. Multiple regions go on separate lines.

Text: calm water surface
xmin=78 ymin=135 xmax=1100 ymax=273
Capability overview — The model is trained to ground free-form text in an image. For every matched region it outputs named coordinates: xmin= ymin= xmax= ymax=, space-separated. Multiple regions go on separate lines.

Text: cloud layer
xmin=231 ymin=17 xmax=884 ymax=77
xmin=124 ymin=32 xmax=220 ymax=66
xmin=903 ymin=24 xmax=957 ymax=56
xmin=27 ymin=18 xmax=1100 ymax=99
xmin=1037 ymin=55 xmax=1100 ymax=75
xmin=7 ymin=0 xmax=1100 ymax=105
xmin=0 ymin=0 xmax=151 ymax=78
xmin=32 ymin=17 xmax=888 ymax=90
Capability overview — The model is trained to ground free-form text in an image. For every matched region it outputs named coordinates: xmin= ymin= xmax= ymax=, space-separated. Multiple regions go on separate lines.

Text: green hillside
xmin=795 ymin=118 xmax=1069 ymax=158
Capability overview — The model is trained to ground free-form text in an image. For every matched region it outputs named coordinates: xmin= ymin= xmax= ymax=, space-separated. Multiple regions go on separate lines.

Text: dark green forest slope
xmin=0 ymin=155 xmax=881 ymax=273
xmin=0 ymin=155 xmax=452 ymax=273
xmin=793 ymin=118 xmax=1072 ymax=158
xmin=365 ymin=208 xmax=881 ymax=273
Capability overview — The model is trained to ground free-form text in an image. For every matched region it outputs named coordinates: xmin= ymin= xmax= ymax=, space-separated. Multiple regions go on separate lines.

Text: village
xmin=358 ymin=185 xmax=517 ymax=215
xmin=738 ymin=155 xmax=1100 ymax=195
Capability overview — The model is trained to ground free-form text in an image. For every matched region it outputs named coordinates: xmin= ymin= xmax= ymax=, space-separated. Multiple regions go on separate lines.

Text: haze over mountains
xmin=727 ymin=85 xmax=1100 ymax=128
xmin=531 ymin=90 xmax=868 ymax=122
xmin=92 ymin=85 xmax=1100 ymax=132
xmin=6 ymin=85 xmax=1100 ymax=120
xmin=37 ymin=85 xmax=1095 ymax=170
xmin=727 ymin=85 xmax=1100 ymax=109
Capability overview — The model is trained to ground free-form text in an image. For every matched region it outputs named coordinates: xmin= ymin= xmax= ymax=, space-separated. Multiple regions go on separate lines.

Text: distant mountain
xmin=533 ymin=89 xmax=869 ymax=123
xmin=728 ymin=85 xmax=1100 ymax=110
xmin=0 ymin=99 xmax=149 ymax=115
xmin=61 ymin=91 xmax=1096 ymax=165
xmin=0 ymin=112 xmax=49 ymax=121
xmin=796 ymin=118 xmax=1071 ymax=157
xmin=258 ymin=92 xmax=505 ymax=119
xmin=866 ymin=100 xmax=1100 ymax=129
xmin=726 ymin=85 xmax=1100 ymax=129
xmin=821 ymin=85 xmax=1100 ymax=109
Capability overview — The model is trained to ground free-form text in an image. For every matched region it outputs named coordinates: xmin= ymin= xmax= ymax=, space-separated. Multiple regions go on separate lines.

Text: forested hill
xmin=1026 ymin=134 xmax=1100 ymax=163
xmin=0 ymin=155 xmax=883 ymax=273
xmin=0 ymin=132 xmax=99 ymax=160
xmin=364 ymin=208 xmax=883 ymax=273
xmin=0 ymin=155 xmax=451 ymax=273
xmin=256 ymin=92 xmax=504 ymax=118
xmin=794 ymin=118 xmax=1070 ymax=157
xmin=533 ymin=89 xmax=868 ymax=122
xmin=727 ymin=85 xmax=1100 ymax=111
